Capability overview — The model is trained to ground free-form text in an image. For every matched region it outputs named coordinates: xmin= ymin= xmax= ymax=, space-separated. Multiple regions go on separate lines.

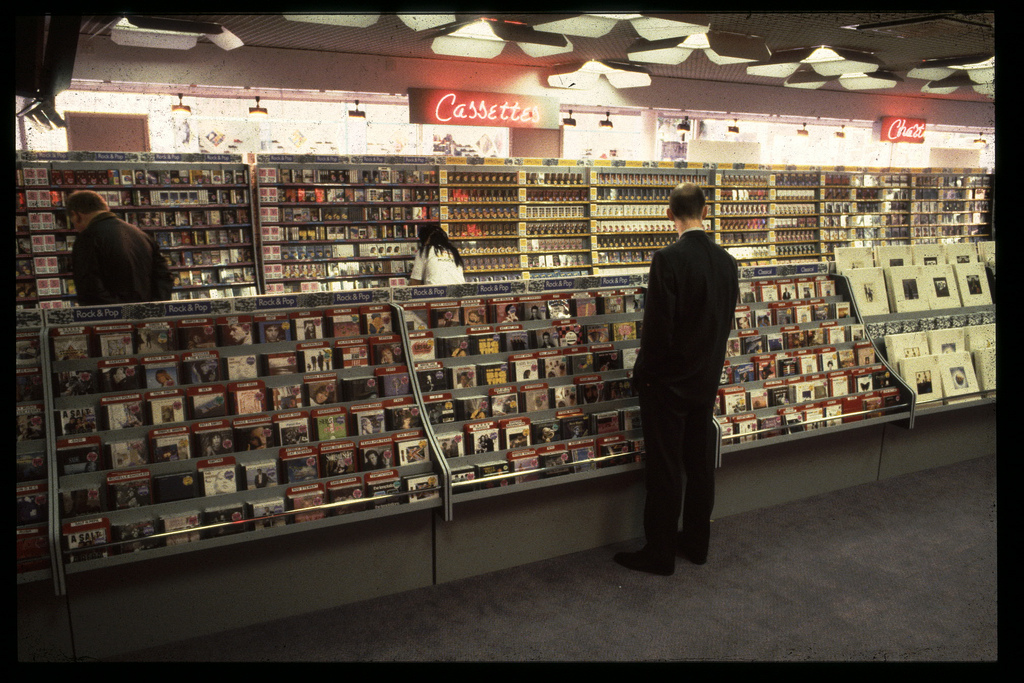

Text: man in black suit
xmin=67 ymin=190 xmax=174 ymax=305
xmin=615 ymin=183 xmax=739 ymax=576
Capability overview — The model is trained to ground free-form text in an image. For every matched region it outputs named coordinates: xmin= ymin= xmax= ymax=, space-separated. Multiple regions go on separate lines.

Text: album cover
xmin=12 ymin=335 xmax=38 ymax=370
xmin=233 ymin=415 xmax=276 ymax=452
xmin=229 ymin=380 xmax=267 ymax=415
xmin=402 ymin=302 xmax=431 ymax=332
xmin=499 ymin=416 xmax=532 ymax=451
xmin=93 ymin=323 xmax=135 ymax=358
xmin=255 ymin=315 xmax=292 ymax=344
xmin=362 ymin=305 xmax=393 ymax=335
xmin=936 ymin=352 xmax=978 ymax=400
xmin=56 ymin=435 xmax=104 ymax=476
xmin=469 ymin=328 xmax=503 ymax=356
xmin=326 ymin=474 xmax=365 ymax=514
xmin=141 ymin=354 xmax=181 ymax=389
xmin=371 ymin=336 xmax=404 ymax=365
xmin=217 ymin=316 xmax=253 ymax=346
xmin=351 ymin=403 xmax=387 ymax=436
xmin=490 ymin=298 xmax=523 ymax=324
xmin=899 ymin=354 xmax=941 ymax=402
xmin=401 ymin=473 xmax=439 ymax=504
xmin=152 ymin=471 xmax=198 ymax=504
xmin=321 ymin=439 xmax=358 ymax=476
xmin=48 ymin=368 xmax=89 ymax=401
xmin=408 ymin=332 xmax=436 ymax=363
xmin=395 ymin=432 xmax=430 ymax=466
xmin=490 ymin=389 xmax=520 ymax=417
xmin=201 ymin=503 xmax=246 ymax=539
xmin=301 ymin=373 xmax=336 ymax=407
xmin=434 ymin=430 xmax=464 ymax=460
xmin=507 ymin=448 xmax=540 ymax=484
xmin=197 ymin=457 xmax=239 ymax=496
xmin=180 ymin=350 xmax=221 ymax=385
xmin=575 ymin=375 xmax=605 ymax=405
xmin=249 ymin=496 xmax=287 ymax=530
xmin=563 ymin=351 xmax=592 ymax=377
xmin=51 ymin=326 xmax=92 ymax=361
xmin=415 ymin=362 xmax=450 ymax=393
xmin=964 ymin=324 xmax=995 ymax=352
xmin=500 ymin=327 xmax=530 ymax=353
xmin=286 ymin=483 xmax=327 ymax=523
xmin=518 ymin=382 xmax=551 ymax=413
xmin=475 ymin=460 xmax=511 ymax=489
xmin=328 ymin=307 xmax=363 ymax=338
xmin=225 ymin=353 xmax=259 ymax=380
xmin=113 ymin=524 xmax=155 ymax=557
xmin=182 ymin=385 xmax=225 ymax=422
xmin=275 ymin=410 xmax=311 ymax=446
xmin=308 ymin=405 xmax=345 ymax=441
xmin=591 ymin=410 xmax=621 ymax=435
xmin=873 ymin=244 xmax=912 ymax=269
xmin=844 ymin=268 xmax=890 ymax=317
xmin=379 ymin=367 xmax=413 ymax=397
xmin=146 ymin=387 xmax=186 ymax=423
xmin=455 ymin=395 xmax=488 ymax=421
xmin=593 ymin=349 xmax=622 ymax=372
xmin=430 ymin=301 xmax=462 ymax=328
xmin=136 ymin=320 xmax=176 ymax=353
xmin=973 ymin=347 xmax=996 ymax=391
xmin=552 ymin=384 xmax=577 ymax=409
xmin=159 ymin=511 xmax=202 ymax=545
xmin=952 ymin=261 xmax=992 ymax=307
xmin=385 ymin=400 xmax=422 ymax=431
xmin=57 ymin=405 xmax=97 ymax=436
xmin=291 ymin=310 xmax=325 ymax=341
xmin=423 ymin=393 xmax=458 ymax=426
xmin=360 ymin=435 xmax=397 ymax=472
xmin=530 ymin=418 xmax=560 ymax=445
xmin=541 ymin=353 xmax=568 ymax=379
xmin=450 ymin=366 xmax=477 ymax=387
xmin=365 ymin=469 xmax=402 ymax=508
xmin=106 ymin=469 xmax=153 ymax=510
xmin=463 ymin=420 xmax=500 ymax=455
xmin=533 ymin=326 xmax=560 ymax=349
xmin=62 ymin=517 xmax=111 ymax=563
xmin=263 ymin=351 xmax=298 ymax=376
xmin=296 ymin=341 xmax=334 ymax=374
xmin=448 ymin=465 xmax=476 ymax=493
xmin=562 ymin=437 xmax=594 ymax=472
xmin=927 ymin=328 xmax=966 ymax=356
xmin=178 ymin=318 xmax=218 ymax=350
xmin=832 ymin=246 xmax=875 ymax=274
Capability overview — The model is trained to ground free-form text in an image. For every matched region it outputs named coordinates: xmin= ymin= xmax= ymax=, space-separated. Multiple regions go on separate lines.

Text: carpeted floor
xmin=110 ymin=453 xmax=997 ymax=662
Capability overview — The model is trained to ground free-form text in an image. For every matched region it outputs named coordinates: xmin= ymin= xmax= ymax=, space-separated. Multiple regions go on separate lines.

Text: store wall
xmin=73 ymin=40 xmax=996 ymax=132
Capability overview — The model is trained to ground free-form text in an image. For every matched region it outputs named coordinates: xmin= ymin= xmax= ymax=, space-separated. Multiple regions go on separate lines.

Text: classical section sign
xmin=408 ymin=88 xmax=561 ymax=130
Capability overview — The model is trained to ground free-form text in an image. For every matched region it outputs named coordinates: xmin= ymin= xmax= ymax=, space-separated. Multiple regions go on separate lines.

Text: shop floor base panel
xmin=60 ymin=510 xmax=435 ymax=661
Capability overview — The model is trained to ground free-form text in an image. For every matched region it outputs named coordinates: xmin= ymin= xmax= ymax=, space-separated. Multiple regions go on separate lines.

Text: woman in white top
xmin=409 ymin=225 xmax=466 ymax=286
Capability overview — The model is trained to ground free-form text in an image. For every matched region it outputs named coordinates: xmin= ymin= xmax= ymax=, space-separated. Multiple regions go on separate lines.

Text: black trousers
xmin=638 ymin=384 xmax=717 ymax=561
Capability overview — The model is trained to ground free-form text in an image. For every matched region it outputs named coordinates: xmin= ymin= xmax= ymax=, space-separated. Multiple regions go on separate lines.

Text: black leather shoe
xmin=678 ymin=543 xmax=707 ymax=565
xmin=613 ymin=550 xmax=675 ymax=576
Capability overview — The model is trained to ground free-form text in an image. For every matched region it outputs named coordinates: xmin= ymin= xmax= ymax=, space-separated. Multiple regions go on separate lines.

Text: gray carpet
xmin=111 ymin=454 xmax=997 ymax=662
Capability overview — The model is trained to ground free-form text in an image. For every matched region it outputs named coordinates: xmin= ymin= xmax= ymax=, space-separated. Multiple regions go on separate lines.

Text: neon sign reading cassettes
xmin=408 ymin=88 xmax=560 ymax=129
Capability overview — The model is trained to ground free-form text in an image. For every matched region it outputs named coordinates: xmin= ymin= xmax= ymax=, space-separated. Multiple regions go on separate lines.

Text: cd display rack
xmin=254 ymin=155 xmax=441 ymax=293
xmin=717 ymin=263 xmax=915 ymax=450
xmin=41 ymin=289 xmax=442 ymax=575
xmin=15 ymin=152 xmax=257 ymax=309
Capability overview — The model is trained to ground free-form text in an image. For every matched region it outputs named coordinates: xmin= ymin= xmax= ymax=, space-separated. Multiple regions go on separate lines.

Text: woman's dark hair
xmin=417 ymin=224 xmax=464 ymax=268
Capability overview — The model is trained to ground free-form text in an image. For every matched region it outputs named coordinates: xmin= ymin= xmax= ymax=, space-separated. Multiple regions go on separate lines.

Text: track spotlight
xmin=248 ymin=96 xmax=268 ymax=117
xmin=562 ymin=110 xmax=577 ymax=127
xmin=599 ymin=112 xmax=613 ymax=128
xmin=677 ymin=116 xmax=691 ymax=132
xmin=171 ymin=93 xmax=191 ymax=116
xmin=349 ymin=100 xmax=366 ymax=118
